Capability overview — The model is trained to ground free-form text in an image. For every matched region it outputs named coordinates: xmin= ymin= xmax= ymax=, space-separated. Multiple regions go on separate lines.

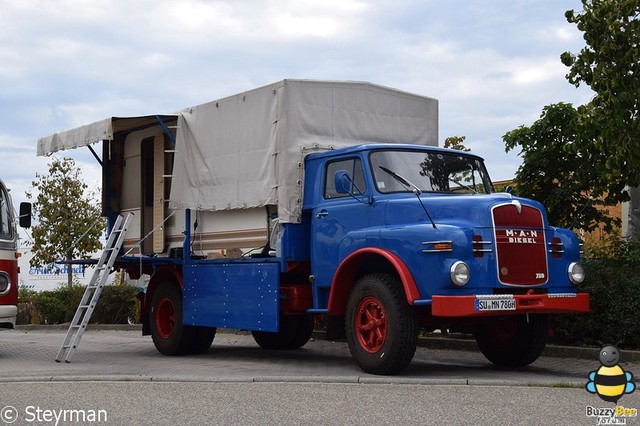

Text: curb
xmin=416 ymin=335 xmax=640 ymax=363
xmin=0 ymin=374 xmax=585 ymax=388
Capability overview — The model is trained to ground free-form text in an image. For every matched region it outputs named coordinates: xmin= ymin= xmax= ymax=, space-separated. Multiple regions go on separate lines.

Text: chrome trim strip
xmin=548 ymin=293 xmax=577 ymax=298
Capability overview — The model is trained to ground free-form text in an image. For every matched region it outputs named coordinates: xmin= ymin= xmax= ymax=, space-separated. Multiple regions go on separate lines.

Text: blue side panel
xmin=280 ymin=215 xmax=311 ymax=262
xmin=182 ymin=262 xmax=280 ymax=332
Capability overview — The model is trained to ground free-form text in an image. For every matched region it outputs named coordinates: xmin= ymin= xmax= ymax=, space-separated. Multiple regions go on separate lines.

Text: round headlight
xmin=0 ymin=272 xmax=10 ymax=294
xmin=450 ymin=261 xmax=470 ymax=287
xmin=568 ymin=262 xmax=585 ymax=285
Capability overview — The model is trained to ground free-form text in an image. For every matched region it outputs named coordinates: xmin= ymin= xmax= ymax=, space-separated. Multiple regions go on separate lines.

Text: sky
xmin=1 ymin=0 xmax=594 ymax=211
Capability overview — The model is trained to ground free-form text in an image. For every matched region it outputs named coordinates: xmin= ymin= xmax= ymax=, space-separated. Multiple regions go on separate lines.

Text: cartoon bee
xmin=586 ymin=345 xmax=636 ymax=403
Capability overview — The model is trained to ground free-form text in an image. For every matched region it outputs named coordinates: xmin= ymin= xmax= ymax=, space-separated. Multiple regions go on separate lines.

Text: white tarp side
xmin=36 ymin=115 xmax=178 ymax=157
xmin=169 ymin=80 xmax=439 ymax=223
xmin=169 ymin=86 xmax=279 ymax=213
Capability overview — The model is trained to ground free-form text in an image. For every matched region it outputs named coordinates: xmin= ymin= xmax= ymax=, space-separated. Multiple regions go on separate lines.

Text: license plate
xmin=475 ymin=295 xmax=516 ymax=311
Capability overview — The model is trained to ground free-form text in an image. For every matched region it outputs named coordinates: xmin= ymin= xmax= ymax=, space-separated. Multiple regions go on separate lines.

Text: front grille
xmin=492 ymin=201 xmax=548 ymax=286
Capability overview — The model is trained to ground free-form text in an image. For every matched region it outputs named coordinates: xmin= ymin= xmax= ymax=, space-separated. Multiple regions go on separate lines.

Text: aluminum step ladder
xmin=55 ymin=213 xmax=132 ymax=362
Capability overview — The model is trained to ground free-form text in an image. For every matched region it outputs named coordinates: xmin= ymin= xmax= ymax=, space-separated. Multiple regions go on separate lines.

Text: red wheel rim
xmin=156 ymin=297 xmax=176 ymax=339
xmin=490 ymin=317 xmax=520 ymax=343
xmin=355 ymin=296 xmax=387 ymax=353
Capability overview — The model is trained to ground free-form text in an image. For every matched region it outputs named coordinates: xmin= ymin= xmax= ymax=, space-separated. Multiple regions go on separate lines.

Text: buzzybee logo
xmin=585 ymin=345 xmax=638 ymax=425
xmin=586 ymin=345 xmax=636 ymax=403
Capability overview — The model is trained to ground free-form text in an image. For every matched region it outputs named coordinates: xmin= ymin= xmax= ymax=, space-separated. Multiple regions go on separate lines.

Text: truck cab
xmin=300 ymin=144 xmax=588 ymax=374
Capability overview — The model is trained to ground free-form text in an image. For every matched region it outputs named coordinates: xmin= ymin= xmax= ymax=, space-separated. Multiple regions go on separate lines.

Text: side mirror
xmin=505 ymin=185 xmax=513 ymax=195
xmin=334 ymin=170 xmax=352 ymax=194
xmin=19 ymin=202 xmax=31 ymax=228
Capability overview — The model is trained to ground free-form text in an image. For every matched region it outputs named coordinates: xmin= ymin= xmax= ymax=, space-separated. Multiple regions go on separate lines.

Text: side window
xmin=0 ymin=187 xmax=11 ymax=239
xmin=324 ymin=158 xmax=366 ymax=199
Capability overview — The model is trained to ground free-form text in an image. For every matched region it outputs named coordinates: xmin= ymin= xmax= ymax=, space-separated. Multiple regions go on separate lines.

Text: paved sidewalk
xmin=1 ymin=326 xmax=634 ymax=387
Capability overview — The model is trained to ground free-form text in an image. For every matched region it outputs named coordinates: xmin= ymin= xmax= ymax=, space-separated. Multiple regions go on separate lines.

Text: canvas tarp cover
xmin=37 ymin=115 xmax=177 ymax=156
xmin=168 ymin=80 xmax=438 ymax=223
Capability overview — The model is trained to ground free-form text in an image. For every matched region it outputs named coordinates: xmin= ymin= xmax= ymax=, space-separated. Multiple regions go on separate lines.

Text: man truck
xmin=38 ymin=80 xmax=588 ymax=374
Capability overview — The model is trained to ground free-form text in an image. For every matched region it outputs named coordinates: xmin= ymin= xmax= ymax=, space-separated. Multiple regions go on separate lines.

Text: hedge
xmin=550 ymin=236 xmax=640 ymax=350
xmin=18 ymin=284 xmax=139 ymax=325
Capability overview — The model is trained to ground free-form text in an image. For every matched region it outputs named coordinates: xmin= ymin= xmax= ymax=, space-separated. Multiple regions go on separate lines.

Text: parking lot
xmin=0 ymin=326 xmax=626 ymax=386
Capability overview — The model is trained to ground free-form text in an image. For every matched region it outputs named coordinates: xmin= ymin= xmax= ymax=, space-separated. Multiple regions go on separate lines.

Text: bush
xmin=551 ymin=235 xmax=640 ymax=349
xmin=92 ymin=285 xmax=139 ymax=324
xmin=17 ymin=287 xmax=37 ymax=325
xmin=32 ymin=292 xmax=69 ymax=325
xmin=17 ymin=283 xmax=139 ymax=325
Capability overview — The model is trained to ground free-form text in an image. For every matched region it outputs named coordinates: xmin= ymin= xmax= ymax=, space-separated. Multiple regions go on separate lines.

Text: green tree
xmin=504 ymin=103 xmax=618 ymax=231
xmin=27 ymin=157 xmax=106 ymax=287
xmin=561 ymin=0 xmax=640 ymax=204
xmin=504 ymin=1 xmax=639 ymax=232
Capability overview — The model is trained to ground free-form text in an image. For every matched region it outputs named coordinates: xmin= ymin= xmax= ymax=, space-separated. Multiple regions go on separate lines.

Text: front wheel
xmin=473 ymin=314 xmax=549 ymax=368
xmin=345 ymin=273 xmax=417 ymax=375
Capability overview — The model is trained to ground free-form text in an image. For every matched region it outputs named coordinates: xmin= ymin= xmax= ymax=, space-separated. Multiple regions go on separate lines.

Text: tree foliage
xmin=444 ymin=135 xmax=471 ymax=152
xmin=503 ymin=1 xmax=639 ymax=231
xmin=561 ymin=0 xmax=640 ymax=204
xmin=504 ymin=103 xmax=618 ymax=231
xmin=27 ymin=157 xmax=105 ymax=286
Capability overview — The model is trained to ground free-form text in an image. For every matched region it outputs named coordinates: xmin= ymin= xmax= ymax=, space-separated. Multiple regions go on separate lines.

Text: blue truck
xmin=38 ymin=80 xmax=588 ymax=374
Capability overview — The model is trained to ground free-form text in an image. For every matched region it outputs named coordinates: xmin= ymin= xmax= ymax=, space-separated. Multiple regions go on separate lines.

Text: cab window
xmin=324 ymin=158 xmax=366 ymax=199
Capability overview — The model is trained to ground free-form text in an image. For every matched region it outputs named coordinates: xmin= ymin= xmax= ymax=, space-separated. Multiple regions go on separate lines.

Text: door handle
xmin=316 ymin=210 xmax=329 ymax=219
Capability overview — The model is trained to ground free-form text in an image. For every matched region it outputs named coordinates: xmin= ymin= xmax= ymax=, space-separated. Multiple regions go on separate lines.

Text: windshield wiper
xmin=379 ymin=166 xmax=421 ymax=194
xmin=379 ymin=166 xmax=436 ymax=229
xmin=449 ymin=177 xmax=477 ymax=194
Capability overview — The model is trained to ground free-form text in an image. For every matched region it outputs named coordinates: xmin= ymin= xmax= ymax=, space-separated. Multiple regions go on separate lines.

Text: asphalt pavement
xmin=2 ymin=327 xmax=640 ymax=425
xmin=1 ymin=325 xmax=636 ymax=387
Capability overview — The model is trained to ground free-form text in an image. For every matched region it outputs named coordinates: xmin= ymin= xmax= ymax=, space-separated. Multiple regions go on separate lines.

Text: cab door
xmin=310 ymin=157 xmax=371 ymax=308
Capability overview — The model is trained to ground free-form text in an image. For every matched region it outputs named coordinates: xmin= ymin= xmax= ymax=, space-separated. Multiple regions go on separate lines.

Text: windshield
xmin=370 ymin=150 xmax=493 ymax=194
xmin=0 ymin=185 xmax=13 ymax=239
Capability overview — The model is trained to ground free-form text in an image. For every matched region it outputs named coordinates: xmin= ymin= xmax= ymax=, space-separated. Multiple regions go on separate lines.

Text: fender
xmin=143 ymin=265 xmax=183 ymax=314
xmin=327 ymin=248 xmax=420 ymax=315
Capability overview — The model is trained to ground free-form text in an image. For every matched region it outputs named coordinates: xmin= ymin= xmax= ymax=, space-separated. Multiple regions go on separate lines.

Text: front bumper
xmin=0 ymin=305 xmax=17 ymax=328
xmin=430 ymin=293 xmax=589 ymax=317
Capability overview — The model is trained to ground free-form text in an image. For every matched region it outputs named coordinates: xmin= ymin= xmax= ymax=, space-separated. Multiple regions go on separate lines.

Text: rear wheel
xmin=252 ymin=315 xmax=314 ymax=350
xmin=473 ymin=314 xmax=549 ymax=367
xmin=189 ymin=326 xmax=217 ymax=354
xmin=150 ymin=282 xmax=194 ymax=355
xmin=345 ymin=273 xmax=417 ymax=375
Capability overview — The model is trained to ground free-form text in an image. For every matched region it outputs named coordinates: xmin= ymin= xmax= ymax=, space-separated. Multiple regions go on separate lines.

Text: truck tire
xmin=150 ymin=282 xmax=194 ymax=355
xmin=189 ymin=326 xmax=216 ymax=354
xmin=252 ymin=315 xmax=314 ymax=350
xmin=345 ymin=273 xmax=417 ymax=375
xmin=473 ymin=314 xmax=549 ymax=368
